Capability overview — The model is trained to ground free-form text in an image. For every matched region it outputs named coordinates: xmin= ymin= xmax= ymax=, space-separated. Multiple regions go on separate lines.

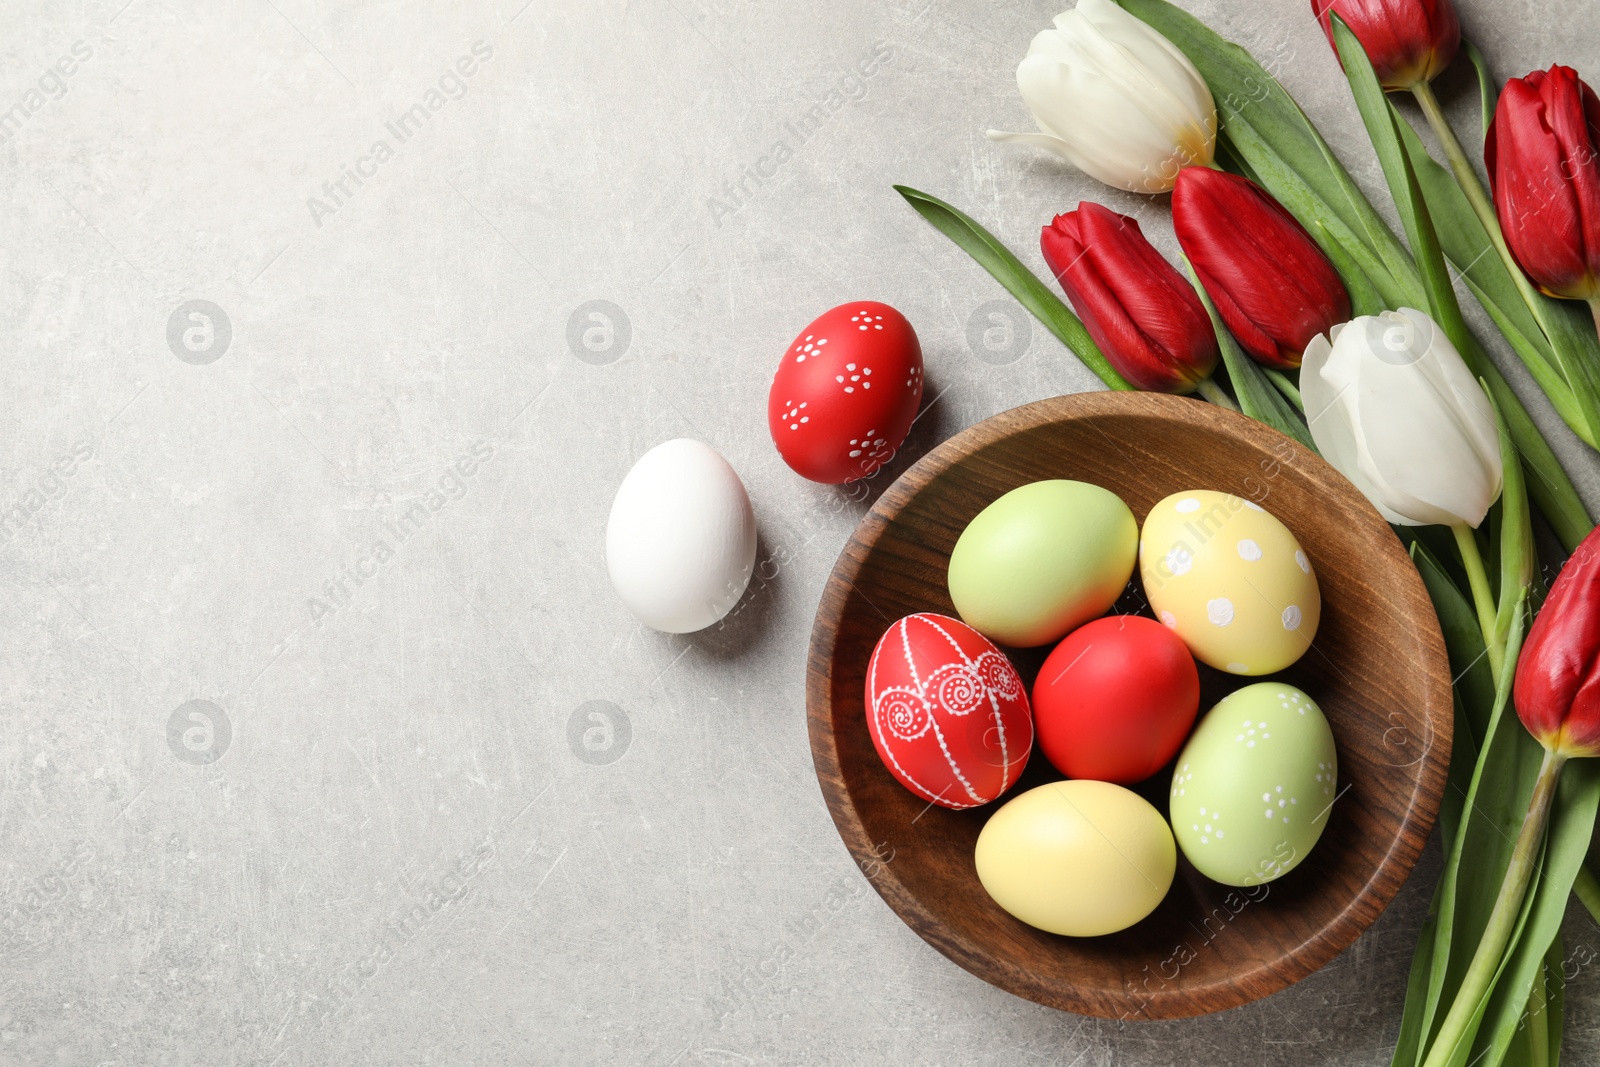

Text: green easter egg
xmin=947 ymin=480 xmax=1137 ymax=647
xmin=1169 ymin=682 xmax=1338 ymax=886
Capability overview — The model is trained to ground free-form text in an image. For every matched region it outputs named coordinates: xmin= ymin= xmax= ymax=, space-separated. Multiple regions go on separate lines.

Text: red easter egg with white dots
xmin=864 ymin=613 xmax=1033 ymax=809
xmin=768 ymin=301 xmax=924 ymax=483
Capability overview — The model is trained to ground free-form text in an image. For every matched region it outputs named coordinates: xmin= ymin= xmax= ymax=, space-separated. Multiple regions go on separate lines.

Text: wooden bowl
xmin=806 ymin=391 xmax=1452 ymax=1019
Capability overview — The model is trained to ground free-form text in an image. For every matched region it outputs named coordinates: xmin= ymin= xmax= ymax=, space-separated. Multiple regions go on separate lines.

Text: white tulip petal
xmin=1076 ymin=0 xmax=1215 ymax=142
xmin=1304 ymin=344 xmax=1415 ymax=525
xmin=1403 ymin=308 xmax=1503 ymax=495
xmin=1014 ymin=58 xmax=1189 ymax=191
xmin=1363 ymin=310 xmax=1500 ymax=525
xmin=993 ymin=1 xmax=1216 ymax=193
xmin=1306 ymin=309 xmax=1502 ymax=527
xmin=1346 ymin=338 xmax=1484 ymax=525
xmin=1056 ymin=15 xmax=1213 ymax=172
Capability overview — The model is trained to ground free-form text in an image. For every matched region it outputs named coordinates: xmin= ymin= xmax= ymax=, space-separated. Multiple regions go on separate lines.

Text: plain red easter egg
xmin=1032 ymin=614 xmax=1200 ymax=784
xmin=768 ymin=301 xmax=924 ymax=484
xmin=864 ymin=613 xmax=1032 ymax=809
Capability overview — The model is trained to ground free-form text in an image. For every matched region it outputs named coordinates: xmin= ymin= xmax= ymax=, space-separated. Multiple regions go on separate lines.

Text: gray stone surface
xmin=1 ymin=0 xmax=1597 ymax=1063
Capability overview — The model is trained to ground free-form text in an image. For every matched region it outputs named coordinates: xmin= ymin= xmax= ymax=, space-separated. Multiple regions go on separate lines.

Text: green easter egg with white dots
xmin=1169 ymin=682 xmax=1336 ymax=887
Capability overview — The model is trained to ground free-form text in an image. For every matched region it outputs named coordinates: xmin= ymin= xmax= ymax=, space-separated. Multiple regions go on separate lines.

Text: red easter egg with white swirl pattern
xmin=767 ymin=301 xmax=923 ymax=484
xmin=864 ymin=613 xmax=1033 ymax=809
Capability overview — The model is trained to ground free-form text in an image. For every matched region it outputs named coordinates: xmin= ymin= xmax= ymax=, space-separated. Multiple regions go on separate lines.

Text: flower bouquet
xmin=895 ymin=0 xmax=1600 ymax=1062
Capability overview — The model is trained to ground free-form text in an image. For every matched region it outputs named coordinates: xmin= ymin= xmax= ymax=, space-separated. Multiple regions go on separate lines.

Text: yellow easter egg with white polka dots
xmin=1139 ymin=491 xmax=1319 ymax=676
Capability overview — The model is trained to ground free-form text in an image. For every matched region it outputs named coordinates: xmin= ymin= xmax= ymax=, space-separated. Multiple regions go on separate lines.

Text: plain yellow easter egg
xmin=975 ymin=780 xmax=1175 ymax=937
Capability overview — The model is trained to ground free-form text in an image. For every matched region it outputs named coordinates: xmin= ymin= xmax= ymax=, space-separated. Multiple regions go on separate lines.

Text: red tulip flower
xmin=1311 ymin=0 xmax=1460 ymax=91
xmin=1173 ymin=168 xmax=1351 ymax=369
xmin=1040 ymin=203 xmax=1219 ymax=393
xmin=1438 ymin=521 xmax=1600 ymax=1067
xmin=1515 ymin=524 xmax=1600 ymax=758
xmin=1486 ymin=66 xmax=1600 ymax=308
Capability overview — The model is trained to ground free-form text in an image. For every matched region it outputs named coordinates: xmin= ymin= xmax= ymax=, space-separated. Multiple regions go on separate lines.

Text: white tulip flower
xmin=1302 ymin=307 xmax=1503 ymax=529
xmin=986 ymin=0 xmax=1217 ymax=194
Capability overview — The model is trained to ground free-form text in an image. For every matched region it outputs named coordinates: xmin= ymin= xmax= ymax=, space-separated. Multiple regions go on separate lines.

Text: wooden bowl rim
xmin=805 ymin=390 xmax=1452 ymax=1019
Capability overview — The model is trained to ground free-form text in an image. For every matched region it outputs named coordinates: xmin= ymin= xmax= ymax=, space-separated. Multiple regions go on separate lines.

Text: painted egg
xmin=976 ymin=781 xmax=1175 ymax=936
xmin=767 ymin=301 xmax=923 ymax=484
xmin=605 ymin=438 xmax=756 ymax=633
xmin=1139 ymin=490 xmax=1320 ymax=675
xmin=864 ymin=613 xmax=1032 ymax=809
xmin=1169 ymin=682 xmax=1338 ymax=886
xmin=1032 ymin=614 xmax=1200 ymax=784
xmin=948 ymin=480 xmax=1137 ymax=648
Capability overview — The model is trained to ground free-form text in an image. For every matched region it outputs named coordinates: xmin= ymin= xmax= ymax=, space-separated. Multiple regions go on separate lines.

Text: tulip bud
xmin=1040 ymin=202 xmax=1219 ymax=393
xmin=987 ymin=0 xmax=1217 ymax=194
xmin=1301 ymin=308 xmax=1503 ymax=527
xmin=1515 ymin=525 xmax=1600 ymax=758
xmin=1486 ymin=65 xmax=1600 ymax=303
xmin=1311 ymin=0 xmax=1460 ymax=91
xmin=1173 ymin=168 xmax=1351 ymax=369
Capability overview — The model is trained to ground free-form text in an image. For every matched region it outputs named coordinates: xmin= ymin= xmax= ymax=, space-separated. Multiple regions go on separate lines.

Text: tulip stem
xmin=1411 ymin=82 xmax=1505 ymax=264
xmin=1410 ymin=79 xmax=1542 ymax=316
xmin=1420 ymin=748 xmax=1567 ymax=1067
xmin=1195 ymin=376 xmax=1238 ymax=411
xmin=1453 ymin=522 xmax=1505 ymax=680
xmin=1588 ymin=296 xmax=1600 ymax=351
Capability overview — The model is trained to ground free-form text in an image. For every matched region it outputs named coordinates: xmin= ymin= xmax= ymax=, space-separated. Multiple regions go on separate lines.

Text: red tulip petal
xmin=1042 ymin=202 xmax=1217 ymax=392
xmin=1172 ymin=168 xmax=1349 ymax=367
xmin=1491 ymin=70 xmax=1595 ymax=298
xmin=1517 ymin=527 xmax=1600 ymax=756
xmin=1311 ymin=0 xmax=1459 ymax=89
xmin=1542 ymin=67 xmax=1600 ymax=292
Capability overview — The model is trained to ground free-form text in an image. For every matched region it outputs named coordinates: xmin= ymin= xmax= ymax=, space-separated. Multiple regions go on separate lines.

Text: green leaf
xmin=1389 ymin=541 xmax=1494 ymax=1066
xmin=1182 ymin=258 xmax=1315 ymax=448
xmin=1481 ymin=349 xmax=1598 ymax=553
xmin=1330 ymin=18 xmax=1421 ymax=245
xmin=1490 ymin=390 xmax=1535 ymax=644
xmin=1390 ymin=115 xmax=1569 ymax=405
xmin=1498 ymin=922 xmax=1557 ymax=1067
xmin=1506 ymin=933 xmax=1560 ymax=1067
xmin=1444 ymin=820 xmax=1548 ymax=1067
xmin=1308 ymin=215 xmax=1388 ymax=316
xmin=1470 ymin=761 xmax=1600 ymax=1065
xmin=1263 ymin=367 xmax=1303 ymax=413
xmin=1573 ymin=864 xmax=1600 ymax=933
xmin=1406 ymin=607 xmax=1539 ymax=1061
xmin=1330 ymin=17 xmax=1472 ymax=356
xmin=1411 ymin=541 xmax=1495 ymax=755
xmin=1213 ymin=137 xmax=1262 ymax=185
xmin=1463 ymin=38 xmax=1499 ymax=142
xmin=892 ymin=185 xmax=1134 ymax=391
xmin=1548 ymin=931 xmax=1566 ymax=1067
xmin=1392 ymin=886 xmax=1445 ymax=1067
xmin=1520 ymin=282 xmax=1600 ymax=451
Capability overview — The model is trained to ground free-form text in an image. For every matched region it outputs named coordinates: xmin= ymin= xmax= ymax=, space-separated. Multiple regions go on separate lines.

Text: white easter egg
xmin=605 ymin=439 xmax=757 ymax=633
